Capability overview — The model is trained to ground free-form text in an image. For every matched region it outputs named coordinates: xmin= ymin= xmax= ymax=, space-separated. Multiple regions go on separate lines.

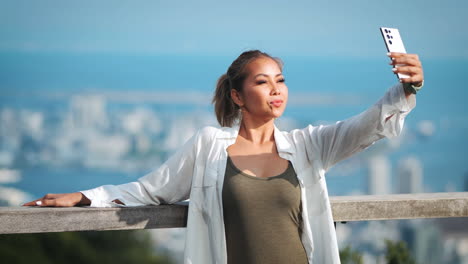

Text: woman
xmin=25 ymin=50 xmax=424 ymax=264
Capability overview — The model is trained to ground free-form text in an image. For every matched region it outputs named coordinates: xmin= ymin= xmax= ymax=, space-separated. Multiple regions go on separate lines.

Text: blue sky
xmin=1 ymin=0 xmax=467 ymax=58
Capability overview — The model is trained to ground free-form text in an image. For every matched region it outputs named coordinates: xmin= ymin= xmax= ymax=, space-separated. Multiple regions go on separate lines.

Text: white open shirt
xmin=82 ymin=83 xmax=416 ymax=264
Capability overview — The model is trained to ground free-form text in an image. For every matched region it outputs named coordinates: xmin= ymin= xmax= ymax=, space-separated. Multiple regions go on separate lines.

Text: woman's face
xmin=232 ymin=57 xmax=288 ymax=121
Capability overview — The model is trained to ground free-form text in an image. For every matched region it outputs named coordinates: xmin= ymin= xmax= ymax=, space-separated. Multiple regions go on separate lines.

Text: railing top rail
xmin=1 ymin=192 xmax=467 ymax=234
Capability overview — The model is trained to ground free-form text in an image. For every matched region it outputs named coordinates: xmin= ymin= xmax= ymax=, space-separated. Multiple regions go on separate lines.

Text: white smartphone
xmin=380 ymin=27 xmax=410 ymax=79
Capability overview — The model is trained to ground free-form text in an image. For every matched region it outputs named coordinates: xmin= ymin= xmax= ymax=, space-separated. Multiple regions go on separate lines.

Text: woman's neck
xmin=238 ymin=117 xmax=275 ymax=145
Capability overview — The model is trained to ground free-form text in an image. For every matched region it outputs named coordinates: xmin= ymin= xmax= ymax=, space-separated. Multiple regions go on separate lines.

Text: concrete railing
xmin=1 ymin=192 xmax=467 ymax=234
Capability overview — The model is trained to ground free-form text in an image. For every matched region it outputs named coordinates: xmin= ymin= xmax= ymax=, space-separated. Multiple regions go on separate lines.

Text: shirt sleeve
xmin=80 ymin=129 xmax=202 ymax=207
xmin=305 ymin=83 xmax=416 ymax=171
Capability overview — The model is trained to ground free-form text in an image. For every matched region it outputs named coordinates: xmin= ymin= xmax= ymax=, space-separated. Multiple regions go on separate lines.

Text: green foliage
xmin=0 ymin=230 xmax=173 ymax=264
xmin=385 ymin=239 xmax=416 ymax=264
xmin=341 ymin=239 xmax=418 ymax=264
xmin=340 ymin=245 xmax=364 ymax=264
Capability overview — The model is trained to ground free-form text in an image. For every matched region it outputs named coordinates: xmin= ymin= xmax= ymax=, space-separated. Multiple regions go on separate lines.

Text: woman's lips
xmin=270 ymin=100 xmax=283 ymax=107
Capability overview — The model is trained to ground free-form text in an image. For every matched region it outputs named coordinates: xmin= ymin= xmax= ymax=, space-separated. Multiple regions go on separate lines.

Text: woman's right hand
xmin=22 ymin=192 xmax=91 ymax=207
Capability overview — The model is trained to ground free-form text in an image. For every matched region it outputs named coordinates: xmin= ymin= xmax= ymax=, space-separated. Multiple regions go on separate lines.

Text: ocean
xmin=1 ymin=52 xmax=467 ymax=200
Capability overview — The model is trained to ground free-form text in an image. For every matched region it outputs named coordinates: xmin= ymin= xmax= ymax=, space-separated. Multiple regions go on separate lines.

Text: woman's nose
xmin=270 ymin=82 xmax=280 ymax=94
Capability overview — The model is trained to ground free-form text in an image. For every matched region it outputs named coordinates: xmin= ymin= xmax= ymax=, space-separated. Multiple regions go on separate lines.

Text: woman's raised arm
xmin=299 ymin=53 xmax=424 ymax=171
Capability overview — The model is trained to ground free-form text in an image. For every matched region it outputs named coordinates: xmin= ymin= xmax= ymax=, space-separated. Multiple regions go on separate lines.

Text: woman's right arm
xmin=23 ymin=127 xmax=207 ymax=207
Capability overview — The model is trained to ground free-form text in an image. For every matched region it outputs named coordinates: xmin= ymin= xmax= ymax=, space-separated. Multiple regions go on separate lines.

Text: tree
xmin=385 ymin=239 xmax=416 ymax=264
xmin=0 ymin=230 xmax=173 ymax=264
xmin=340 ymin=245 xmax=364 ymax=264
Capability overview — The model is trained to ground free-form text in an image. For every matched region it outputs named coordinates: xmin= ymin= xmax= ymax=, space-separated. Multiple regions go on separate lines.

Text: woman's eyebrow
xmin=253 ymin=73 xmax=283 ymax=78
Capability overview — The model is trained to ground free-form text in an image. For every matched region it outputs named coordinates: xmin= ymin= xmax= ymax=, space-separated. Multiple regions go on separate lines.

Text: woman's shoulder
xmin=194 ymin=125 xmax=240 ymax=146
xmin=196 ymin=125 xmax=223 ymax=141
xmin=198 ymin=125 xmax=238 ymax=137
xmin=198 ymin=125 xmax=222 ymax=135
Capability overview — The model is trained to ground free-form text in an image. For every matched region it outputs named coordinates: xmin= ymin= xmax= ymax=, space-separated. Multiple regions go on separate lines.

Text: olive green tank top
xmin=222 ymin=155 xmax=308 ymax=264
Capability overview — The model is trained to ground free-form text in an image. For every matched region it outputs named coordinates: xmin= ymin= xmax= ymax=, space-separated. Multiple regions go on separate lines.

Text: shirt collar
xmin=216 ymin=123 xmax=295 ymax=154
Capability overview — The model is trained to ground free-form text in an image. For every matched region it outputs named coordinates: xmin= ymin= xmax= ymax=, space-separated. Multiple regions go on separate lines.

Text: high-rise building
xmin=366 ymin=155 xmax=391 ymax=195
xmin=397 ymin=156 xmax=423 ymax=193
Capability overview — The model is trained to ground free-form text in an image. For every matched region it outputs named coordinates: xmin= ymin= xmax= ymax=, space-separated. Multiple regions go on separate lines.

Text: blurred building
xmin=69 ymin=95 xmax=109 ymax=130
xmin=366 ymin=154 xmax=391 ymax=195
xmin=435 ymin=217 xmax=468 ymax=263
xmin=397 ymin=156 xmax=423 ymax=194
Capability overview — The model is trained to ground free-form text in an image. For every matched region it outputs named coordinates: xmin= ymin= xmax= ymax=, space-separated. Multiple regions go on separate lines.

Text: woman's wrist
xmin=78 ymin=192 xmax=91 ymax=205
xmin=403 ymin=80 xmax=424 ymax=95
xmin=412 ymin=80 xmax=424 ymax=88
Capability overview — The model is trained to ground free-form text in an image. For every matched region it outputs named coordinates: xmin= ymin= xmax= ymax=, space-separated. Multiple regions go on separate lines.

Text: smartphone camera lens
xmin=389 ymin=40 xmax=393 ymax=45
xmin=385 ymin=29 xmax=388 ymax=33
xmin=390 ymin=36 xmax=393 ymax=39
xmin=387 ymin=34 xmax=391 ymax=39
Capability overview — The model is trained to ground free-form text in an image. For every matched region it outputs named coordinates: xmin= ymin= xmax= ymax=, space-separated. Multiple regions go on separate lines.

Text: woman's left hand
xmin=388 ymin=52 xmax=424 ymax=87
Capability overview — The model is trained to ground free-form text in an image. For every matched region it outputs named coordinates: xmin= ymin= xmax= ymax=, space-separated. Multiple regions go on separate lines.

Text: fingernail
xmin=387 ymin=52 xmax=391 ymax=56
xmin=36 ymin=201 xmax=42 ymax=206
xmin=392 ymin=68 xmax=397 ymax=72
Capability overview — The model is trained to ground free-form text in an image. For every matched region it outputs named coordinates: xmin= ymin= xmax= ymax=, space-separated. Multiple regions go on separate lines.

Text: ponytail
xmin=212 ymin=73 xmax=240 ymax=127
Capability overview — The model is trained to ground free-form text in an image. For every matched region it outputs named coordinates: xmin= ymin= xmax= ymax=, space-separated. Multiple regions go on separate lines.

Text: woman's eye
xmin=255 ymin=78 xmax=284 ymax=85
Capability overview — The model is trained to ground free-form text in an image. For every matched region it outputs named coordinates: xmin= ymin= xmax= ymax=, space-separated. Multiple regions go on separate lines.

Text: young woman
xmin=25 ymin=50 xmax=424 ymax=264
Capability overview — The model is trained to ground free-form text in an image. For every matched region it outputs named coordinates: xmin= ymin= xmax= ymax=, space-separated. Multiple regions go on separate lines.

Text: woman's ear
xmin=230 ymin=89 xmax=243 ymax=107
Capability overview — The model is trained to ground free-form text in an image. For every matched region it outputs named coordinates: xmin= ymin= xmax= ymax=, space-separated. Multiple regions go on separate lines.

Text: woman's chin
xmin=272 ymin=109 xmax=285 ymax=118
xmin=244 ymin=110 xmax=284 ymax=122
xmin=270 ymin=113 xmax=284 ymax=120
